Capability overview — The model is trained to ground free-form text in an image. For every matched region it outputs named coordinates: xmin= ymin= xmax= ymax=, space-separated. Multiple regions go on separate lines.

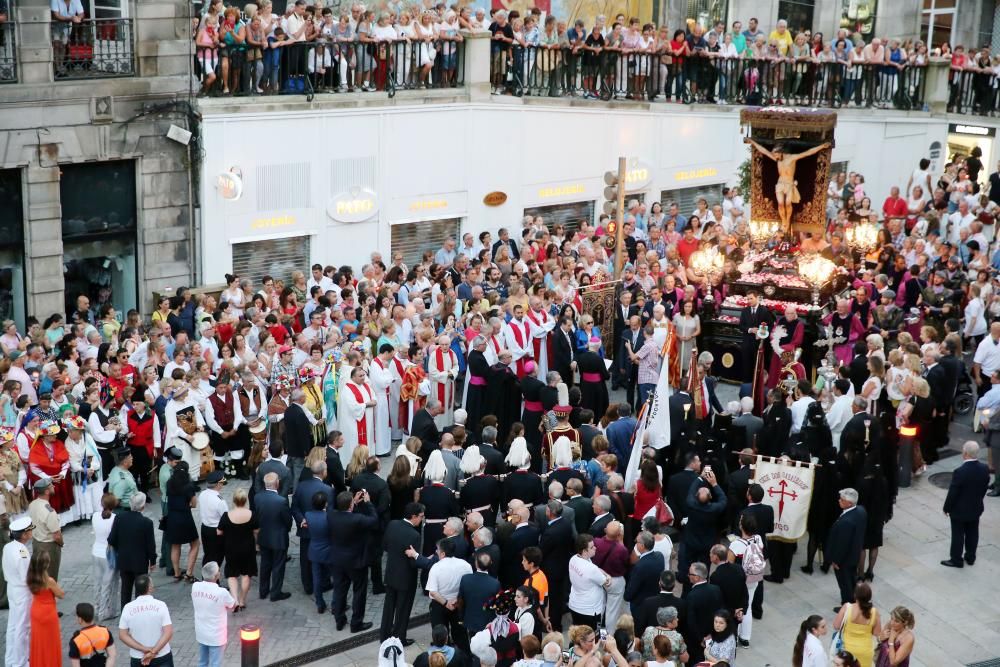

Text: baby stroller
xmin=953 ymin=367 xmax=977 ymax=417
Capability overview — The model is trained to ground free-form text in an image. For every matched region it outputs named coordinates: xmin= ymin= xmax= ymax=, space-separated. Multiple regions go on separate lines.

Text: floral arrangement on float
xmin=722 ymin=295 xmax=823 ymax=315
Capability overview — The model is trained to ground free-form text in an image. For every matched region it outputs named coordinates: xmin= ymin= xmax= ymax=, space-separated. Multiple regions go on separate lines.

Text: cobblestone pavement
xmin=1 ymin=384 xmax=998 ymax=666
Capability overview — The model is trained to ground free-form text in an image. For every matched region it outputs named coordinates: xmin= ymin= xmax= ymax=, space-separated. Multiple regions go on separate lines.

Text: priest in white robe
xmin=368 ymin=344 xmax=396 ymax=456
xmin=526 ymin=296 xmax=556 ymax=379
xmin=387 ymin=348 xmax=408 ymax=443
xmin=503 ymin=304 xmax=534 ymax=379
xmin=484 ymin=317 xmax=504 ymax=367
xmin=337 ymin=366 xmax=377 ymax=468
xmin=427 ymin=335 xmax=459 ymax=430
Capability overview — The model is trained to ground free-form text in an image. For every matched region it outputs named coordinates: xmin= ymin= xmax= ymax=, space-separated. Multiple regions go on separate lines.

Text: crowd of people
xmin=2 ymin=142 xmax=999 ymax=665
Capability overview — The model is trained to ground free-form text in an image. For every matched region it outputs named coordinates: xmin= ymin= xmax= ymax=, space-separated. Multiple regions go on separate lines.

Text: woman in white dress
xmin=672 ymin=299 xmax=700 ymax=374
xmin=395 ymin=12 xmax=416 ymax=87
xmin=63 ymin=415 xmax=104 ymax=521
xmin=861 ymin=355 xmax=885 ymax=415
xmin=220 ymin=273 xmax=247 ymax=318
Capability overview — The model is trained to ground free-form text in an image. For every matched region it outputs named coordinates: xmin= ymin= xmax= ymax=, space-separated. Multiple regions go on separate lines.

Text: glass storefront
xmin=60 ymin=160 xmax=138 ymax=320
xmin=0 ymin=169 xmax=26 ymax=328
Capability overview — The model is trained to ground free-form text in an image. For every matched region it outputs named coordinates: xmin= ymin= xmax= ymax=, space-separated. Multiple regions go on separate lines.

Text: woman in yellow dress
xmin=834 ymin=582 xmax=881 ymax=666
xmin=299 ymin=367 xmax=327 ymax=446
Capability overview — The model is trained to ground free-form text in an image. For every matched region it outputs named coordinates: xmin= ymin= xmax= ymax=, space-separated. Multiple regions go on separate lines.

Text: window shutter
xmin=523 ymin=201 xmax=596 ymax=235
xmin=232 ymin=236 xmax=311 ymax=285
xmin=659 ymin=184 xmax=725 ymax=217
xmin=391 ymin=218 xmax=462 ymax=268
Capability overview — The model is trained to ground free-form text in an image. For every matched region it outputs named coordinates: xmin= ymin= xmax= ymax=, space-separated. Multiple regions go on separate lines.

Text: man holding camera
xmin=328 ymin=488 xmax=378 ymax=632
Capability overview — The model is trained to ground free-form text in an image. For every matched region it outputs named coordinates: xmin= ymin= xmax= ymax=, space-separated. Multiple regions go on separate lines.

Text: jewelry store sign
xmin=327 ymin=188 xmax=379 ymax=223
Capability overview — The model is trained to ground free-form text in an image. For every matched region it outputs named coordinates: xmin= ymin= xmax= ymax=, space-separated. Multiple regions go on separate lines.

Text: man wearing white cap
xmin=3 ymin=516 xmax=33 ymax=666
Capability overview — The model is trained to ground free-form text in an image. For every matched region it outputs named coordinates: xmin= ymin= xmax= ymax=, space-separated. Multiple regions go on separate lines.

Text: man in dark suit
xmin=589 ymin=495 xmax=614 ymax=538
xmin=924 ymin=346 xmax=950 ymax=464
xmin=624 ymin=532 xmax=665 ymax=616
xmin=539 ymin=501 xmax=574 ymax=631
xmin=477 ymin=425 xmax=505 ymax=475
xmin=668 ymin=384 xmax=695 ymax=462
xmin=552 ymin=317 xmax=577 ymax=388
xmin=759 ymin=387 xmax=792 ymax=458
xmin=578 ymin=409 xmax=600 ymax=460
xmin=283 ymin=389 xmax=315 ymax=491
xmin=824 ymin=488 xmax=868 ymax=609
xmin=839 ymin=398 xmax=883 ymax=487
xmin=491 ymin=227 xmax=519 ymax=262
xmin=937 ymin=338 xmax=964 ymax=456
xmin=666 ymin=453 xmax=702 ymax=527
xmin=350 ymin=455 xmax=391 ymax=595
xmin=107 ymin=491 xmax=157 ymax=609
xmin=740 ymin=484 xmax=774 ymax=619
xmin=679 ymin=467 xmax=726 ymax=591
xmin=459 ymin=552 xmax=502 ymax=636
xmin=500 ymin=506 xmax=539 ymax=587
xmin=942 ymin=441 xmax=991 ymax=567
xmin=684 ymin=562 xmax=724 ymax=664
xmin=709 ymin=544 xmax=748 ymax=624
xmin=565 ymin=478 xmax=594 ymax=534
xmin=411 ymin=401 xmax=443 ymax=460
xmin=613 ymin=295 xmax=639 ymax=391
xmin=324 ymin=430 xmax=347 ymax=493
xmin=380 ymin=501 xmax=425 ymax=645
xmin=291 ymin=460 xmax=334 ymax=596
xmin=635 ymin=571 xmax=686 ymax=640
xmin=255 ymin=471 xmax=294 ymax=601
xmin=848 ymin=340 xmax=869 ymax=395
xmin=255 ymin=442 xmax=293 ymax=499
xmin=738 ymin=290 xmax=774 ymax=382
xmin=727 ymin=448 xmax=754 ymax=532
xmin=605 ymin=403 xmax=638 ymax=472
xmin=328 ymin=489 xmax=379 ymax=631
xmin=471 ymin=526 xmax=502 ymax=579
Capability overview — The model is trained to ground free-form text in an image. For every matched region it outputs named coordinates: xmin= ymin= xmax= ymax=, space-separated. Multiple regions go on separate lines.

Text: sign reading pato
xmin=624 ymin=160 xmax=653 ymax=192
xmin=328 ymin=188 xmax=379 ymax=223
xmin=217 ymin=168 xmax=243 ymax=201
xmin=483 ymin=191 xmax=508 ymax=207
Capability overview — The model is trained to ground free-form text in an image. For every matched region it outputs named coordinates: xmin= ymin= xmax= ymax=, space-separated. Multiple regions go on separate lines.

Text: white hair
xmin=453 ymin=408 xmax=467 ymax=425
xmin=423 ymin=450 xmax=447 ymax=483
xmin=839 ymin=488 xmax=859 ymax=505
xmin=727 ymin=400 xmax=741 ymax=415
xmin=740 ymin=396 xmax=754 ymax=413
xmin=505 ymin=437 xmax=531 ymax=468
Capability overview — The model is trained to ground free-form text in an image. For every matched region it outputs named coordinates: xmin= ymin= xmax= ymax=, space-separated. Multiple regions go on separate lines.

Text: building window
xmin=778 ymin=0 xmax=815 ymax=34
xmin=841 ymin=0 xmax=877 ymax=42
xmin=685 ymin=0 xmax=726 ymax=30
xmin=659 ymin=184 xmax=725 ymax=219
xmin=921 ymin=0 xmax=957 ymax=51
xmin=523 ymin=201 xmax=596 ymax=236
xmin=233 ymin=235 xmax=312 ymax=287
xmin=0 ymin=168 xmax=26 ymax=328
xmin=391 ymin=219 xmax=461 ymax=269
xmin=60 ymin=160 xmax=138 ymax=320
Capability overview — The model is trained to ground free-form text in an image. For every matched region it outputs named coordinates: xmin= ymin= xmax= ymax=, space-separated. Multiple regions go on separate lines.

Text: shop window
xmin=523 ymin=201 xmax=596 ymax=236
xmin=0 ymin=168 xmax=25 ymax=328
xmin=60 ymin=160 xmax=138 ymax=319
xmin=391 ymin=218 xmax=461 ymax=269
xmin=841 ymin=0 xmax=877 ymax=42
xmin=685 ymin=0 xmax=726 ymax=30
xmin=779 ymin=0 xmax=815 ymax=33
xmin=233 ymin=235 xmax=312 ymax=286
xmin=659 ymin=184 xmax=725 ymax=219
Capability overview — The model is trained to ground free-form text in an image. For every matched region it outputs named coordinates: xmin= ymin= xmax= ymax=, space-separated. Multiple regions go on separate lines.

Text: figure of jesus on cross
xmin=747 ymin=139 xmax=831 ymax=234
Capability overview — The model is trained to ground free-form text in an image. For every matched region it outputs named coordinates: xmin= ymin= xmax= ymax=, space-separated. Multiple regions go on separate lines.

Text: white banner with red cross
xmin=753 ymin=456 xmax=816 ymax=542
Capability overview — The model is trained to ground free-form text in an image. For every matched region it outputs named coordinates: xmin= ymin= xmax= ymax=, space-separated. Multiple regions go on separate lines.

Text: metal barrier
xmin=492 ymin=48 xmax=927 ymax=111
xmin=0 ymin=22 xmax=16 ymax=83
xmin=52 ymin=18 xmax=135 ymax=79
xmin=948 ymin=68 xmax=1000 ymax=116
xmin=195 ymin=38 xmax=464 ymax=100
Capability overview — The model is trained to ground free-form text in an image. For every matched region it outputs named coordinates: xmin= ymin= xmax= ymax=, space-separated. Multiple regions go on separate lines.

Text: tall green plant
xmin=737 ymin=158 xmax=751 ymax=194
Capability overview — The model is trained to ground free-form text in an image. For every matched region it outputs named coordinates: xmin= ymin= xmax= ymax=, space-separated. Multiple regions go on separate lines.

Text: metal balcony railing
xmin=52 ymin=18 xmax=136 ymax=79
xmin=0 ymin=21 xmax=16 ymax=83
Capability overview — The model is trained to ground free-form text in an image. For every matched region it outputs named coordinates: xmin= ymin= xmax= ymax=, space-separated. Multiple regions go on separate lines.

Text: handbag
xmin=653 ymin=497 xmax=673 ymax=526
xmin=106 ymin=545 xmax=118 ymax=571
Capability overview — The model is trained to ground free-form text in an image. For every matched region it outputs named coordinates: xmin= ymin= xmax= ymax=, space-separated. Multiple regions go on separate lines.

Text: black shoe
xmin=965 ymin=557 xmax=976 ymax=566
xmin=800 ymin=565 xmax=814 ymax=574
xmin=351 ymin=622 xmax=374 ymax=633
xmin=270 ymin=592 xmax=292 ymax=601
xmin=738 ymin=638 xmax=750 ymax=649
xmin=401 ymin=638 xmax=415 ymax=647
xmin=988 ymin=489 xmax=1000 ymax=497
xmin=752 ymin=612 xmax=762 ymax=620
xmin=820 ymin=564 xmax=831 ymax=574
xmin=336 ymin=619 xmax=346 ymax=631
xmin=317 ymin=606 xmax=327 ymax=615
xmin=57 ymin=611 xmax=64 ymax=618
xmin=763 ymin=575 xmax=784 ymax=583
xmin=940 ymin=559 xmax=964 ymax=568
xmin=864 ymin=570 xmax=874 ymax=581
xmin=372 ymin=586 xmax=386 ymax=595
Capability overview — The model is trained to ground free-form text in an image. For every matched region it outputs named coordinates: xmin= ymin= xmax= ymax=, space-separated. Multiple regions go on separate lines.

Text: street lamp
xmin=241 ymin=624 xmax=261 ymax=667
xmin=899 ymin=425 xmax=918 ymax=488
xmin=798 ymin=255 xmax=836 ymax=305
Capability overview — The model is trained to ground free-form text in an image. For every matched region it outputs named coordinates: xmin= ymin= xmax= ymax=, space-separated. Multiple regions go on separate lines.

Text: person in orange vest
xmin=68 ymin=601 xmax=117 ymax=666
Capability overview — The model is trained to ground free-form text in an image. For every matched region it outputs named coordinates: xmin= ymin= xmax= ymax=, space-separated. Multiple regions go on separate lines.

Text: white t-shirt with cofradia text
xmin=119 ymin=595 xmax=172 ymax=659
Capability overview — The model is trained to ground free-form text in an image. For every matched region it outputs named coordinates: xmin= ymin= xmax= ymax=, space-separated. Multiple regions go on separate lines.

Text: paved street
xmin=0 ymin=383 xmax=997 ymax=666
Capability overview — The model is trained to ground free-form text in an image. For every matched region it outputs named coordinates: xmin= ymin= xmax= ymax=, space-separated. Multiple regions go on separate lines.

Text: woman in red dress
xmin=28 ymin=420 xmax=74 ymax=518
xmin=631 ymin=458 xmax=662 ymax=524
xmin=28 ymin=550 xmax=65 ymax=667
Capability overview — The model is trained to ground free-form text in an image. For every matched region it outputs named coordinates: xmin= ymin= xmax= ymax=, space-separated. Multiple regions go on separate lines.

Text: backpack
xmin=741 ymin=535 xmax=766 ymax=582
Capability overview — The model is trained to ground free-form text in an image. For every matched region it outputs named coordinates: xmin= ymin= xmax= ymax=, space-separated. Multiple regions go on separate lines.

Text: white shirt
xmin=91 ymin=512 xmax=115 ymax=558
xmin=568 ymin=554 xmax=606 ymax=615
xmin=789 ymin=396 xmax=815 ymax=434
xmin=651 ymin=535 xmax=673 ymax=571
xmin=827 ymin=394 xmax=854 ymax=450
xmin=802 ymin=632 xmax=826 ymax=667
xmin=119 ymin=595 xmax=172 ymax=659
xmin=426 ymin=556 xmax=472 ymax=600
xmin=307 ymin=275 xmax=335 ymax=295
xmin=2 ymin=539 xmax=30 ymax=594
xmin=974 ymin=335 xmax=1000 ymax=376
xmin=965 ymin=298 xmax=988 ymax=337
xmin=191 ymin=581 xmax=236 ymax=647
xmin=198 ymin=488 xmax=228 ymax=528
xmin=948 ymin=211 xmax=975 ymax=245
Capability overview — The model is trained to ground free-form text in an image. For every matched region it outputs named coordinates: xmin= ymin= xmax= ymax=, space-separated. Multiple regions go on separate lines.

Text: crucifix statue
xmin=814 ymin=323 xmax=847 ymax=369
xmin=746 ymin=139 xmax=832 ymax=234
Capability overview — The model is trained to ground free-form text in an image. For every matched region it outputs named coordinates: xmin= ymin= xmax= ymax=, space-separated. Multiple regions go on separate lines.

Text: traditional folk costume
xmin=121 ymin=404 xmax=160 ymax=493
xmin=427 ymin=345 xmax=459 ymax=430
xmin=766 ymin=317 xmax=805 ymax=391
xmin=267 ymin=380 xmax=293 ymax=450
xmin=339 ymin=377 xmax=376 ymax=467
xmin=205 ymin=383 xmax=245 ymax=475
xmin=321 ymin=352 xmax=341 ymax=433
xmin=164 ymin=386 xmax=207 ymax=476
xmin=236 ymin=377 xmax=267 ymax=479
xmin=824 ymin=310 xmax=866 ymax=366
xmin=503 ymin=317 xmax=535 ymax=379
xmin=300 ymin=369 xmax=328 ymax=447
xmin=543 ymin=407 xmax=580 ymax=475
xmin=87 ymin=404 xmax=122 ymax=478
xmin=0 ymin=427 xmax=27 ymax=517
xmin=27 ymin=421 xmax=74 ymax=525
xmin=62 ymin=417 xmax=103 ymax=521
xmin=525 ymin=306 xmax=556 ymax=379
xmin=368 ymin=357 xmax=395 ymax=456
